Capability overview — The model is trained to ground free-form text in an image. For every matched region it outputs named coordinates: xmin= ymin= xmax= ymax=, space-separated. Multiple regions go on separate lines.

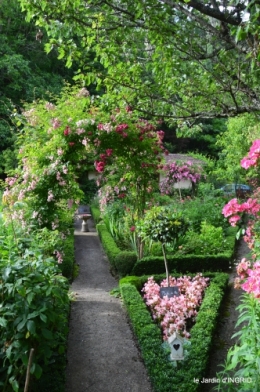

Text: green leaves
xmin=137 ymin=206 xmax=188 ymax=245
xmin=17 ymin=0 xmax=260 ymax=120
xmin=0 ymin=252 xmax=70 ymax=390
xmin=26 ymin=320 xmax=36 ymax=335
xmin=216 ymin=293 xmax=260 ymax=390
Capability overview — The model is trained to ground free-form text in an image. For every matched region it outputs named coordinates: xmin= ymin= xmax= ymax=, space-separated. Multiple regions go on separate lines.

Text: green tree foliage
xmin=0 ymin=0 xmax=75 ymax=176
xmin=215 ymin=114 xmax=260 ymax=182
xmin=137 ymin=206 xmax=188 ymax=285
xmin=17 ymin=0 xmax=260 ymax=122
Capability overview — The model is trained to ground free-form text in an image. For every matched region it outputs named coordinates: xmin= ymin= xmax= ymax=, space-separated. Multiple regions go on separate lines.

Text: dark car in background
xmin=219 ymin=183 xmax=252 ymax=198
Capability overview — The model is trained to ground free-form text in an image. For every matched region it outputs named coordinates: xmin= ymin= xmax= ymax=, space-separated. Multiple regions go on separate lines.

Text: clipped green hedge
xmin=90 ymin=204 xmax=101 ymax=224
xmin=132 ymin=253 xmax=232 ymax=275
xmin=96 ymin=216 xmax=236 ymax=276
xmin=114 ymin=251 xmax=137 ymax=276
xmin=120 ymin=272 xmax=229 ymax=392
xmin=59 ymin=229 xmax=75 ymax=280
xmin=96 ymin=223 xmax=137 ymax=274
xmin=132 ymin=229 xmax=237 ymax=275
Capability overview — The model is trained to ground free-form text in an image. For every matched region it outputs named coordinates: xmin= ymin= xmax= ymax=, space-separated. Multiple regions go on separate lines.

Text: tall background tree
xmin=0 ymin=0 xmax=76 ymax=176
xmin=17 ymin=0 xmax=260 ymax=122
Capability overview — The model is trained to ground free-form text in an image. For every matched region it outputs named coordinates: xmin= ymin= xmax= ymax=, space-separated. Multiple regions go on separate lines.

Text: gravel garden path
xmin=65 ymin=209 xmax=152 ymax=392
xmin=202 ymin=239 xmax=251 ymax=391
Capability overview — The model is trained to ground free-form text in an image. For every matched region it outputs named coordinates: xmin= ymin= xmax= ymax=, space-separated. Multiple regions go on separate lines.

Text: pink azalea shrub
xmin=142 ymin=274 xmax=209 ymax=340
xmin=223 ymin=139 xmax=260 ymax=300
xmin=234 ymin=258 xmax=260 ymax=299
xmin=222 ymin=197 xmax=260 ymax=226
xmin=241 ymin=139 xmax=260 ymax=169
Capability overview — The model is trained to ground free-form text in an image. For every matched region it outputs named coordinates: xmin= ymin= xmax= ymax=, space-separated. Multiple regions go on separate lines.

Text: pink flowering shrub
xmin=240 ymin=139 xmax=260 ymax=169
xmin=142 ymin=274 xmax=209 ymax=340
xmin=223 ymin=139 xmax=260 ymax=301
xmin=222 ymin=197 xmax=260 ymax=226
xmin=234 ymin=258 xmax=260 ymax=299
xmin=160 ymin=160 xmax=203 ymax=195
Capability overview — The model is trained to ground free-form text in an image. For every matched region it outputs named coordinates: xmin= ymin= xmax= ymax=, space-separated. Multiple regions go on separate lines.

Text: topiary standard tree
xmin=137 ymin=206 xmax=188 ymax=286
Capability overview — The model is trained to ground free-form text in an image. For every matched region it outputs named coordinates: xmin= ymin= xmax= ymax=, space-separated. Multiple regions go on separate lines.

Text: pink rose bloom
xmin=63 ymin=126 xmax=71 ymax=136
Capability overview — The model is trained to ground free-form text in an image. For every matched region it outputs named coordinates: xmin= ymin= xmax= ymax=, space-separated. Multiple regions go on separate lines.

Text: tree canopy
xmin=0 ymin=0 xmax=76 ymax=176
xmin=18 ymin=0 xmax=260 ymax=121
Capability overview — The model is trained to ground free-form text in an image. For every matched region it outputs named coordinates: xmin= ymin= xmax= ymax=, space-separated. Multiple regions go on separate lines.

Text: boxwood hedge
xmin=95 ymin=220 xmax=236 ymax=276
xmin=119 ymin=272 xmax=229 ymax=392
xmin=96 ymin=223 xmax=137 ymax=274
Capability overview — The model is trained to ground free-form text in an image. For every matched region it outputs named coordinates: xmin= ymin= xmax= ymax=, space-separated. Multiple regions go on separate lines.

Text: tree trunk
xmin=162 ymin=243 xmax=169 ymax=286
xmin=137 ymin=236 xmax=144 ymax=260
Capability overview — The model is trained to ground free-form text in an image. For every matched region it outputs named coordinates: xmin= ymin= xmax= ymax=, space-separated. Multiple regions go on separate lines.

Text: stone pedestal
xmin=81 ymin=214 xmax=91 ymax=232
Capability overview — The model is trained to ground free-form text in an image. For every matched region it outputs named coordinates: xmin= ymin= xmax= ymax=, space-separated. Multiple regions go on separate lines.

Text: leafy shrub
xmin=176 ymin=196 xmax=228 ymax=232
xmin=215 ymin=294 xmax=260 ymax=391
xmin=132 ymin=226 xmax=236 ymax=275
xmin=0 ymin=254 xmax=69 ymax=392
xmin=179 ymin=222 xmax=227 ymax=255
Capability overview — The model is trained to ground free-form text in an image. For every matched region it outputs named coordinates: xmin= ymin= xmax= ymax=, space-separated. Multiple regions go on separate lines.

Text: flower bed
xmin=142 ymin=274 xmax=209 ymax=340
xmin=119 ymin=272 xmax=229 ymax=392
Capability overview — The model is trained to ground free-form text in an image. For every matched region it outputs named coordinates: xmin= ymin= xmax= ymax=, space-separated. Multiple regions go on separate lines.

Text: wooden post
xmin=24 ymin=348 xmax=34 ymax=392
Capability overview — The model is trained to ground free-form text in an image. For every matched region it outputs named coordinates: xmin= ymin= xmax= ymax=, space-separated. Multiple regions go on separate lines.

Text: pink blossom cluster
xmin=115 ymin=123 xmax=129 ymax=137
xmin=63 ymin=126 xmax=71 ymax=136
xmin=45 ymin=102 xmax=56 ymax=111
xmin=222 ymin=198 xmax=260 ymax=226
xmin=160 ymin=161 xmax=202 ymax=195
xmin=76 ymin=87 xmax=90 ymax=97
xmin=136 ymin=120 xmax=156 ymax=133
xmin=241 ymin=139 xmax=260 ymax=169
xmin=135 ymin=121 xmax=167 ymax=154
xmin=5 ymin=176 xmax=19 ymax=187
xmin=95 ymin=160 xmax=105 ymax=173
xmin=142 ymin=274 xmax=209 ymax=340
xmin=94 ymin=149 xmax=114 ymax=173
xmin=47 ymin=190 xmax=55 ymax=202
xmin=234 ymin=258 xmax=260 ymax=298
xmin=51 ymin=118 xmax=61 ymax=129
xmin=97 ymin=122 xmax=113 ymax=133
xmin=53 ymin=250 xmax=63 ymax=264
xmin=97 ymin=186 xmax=114 ymax=212
xmin=243 ymin=221 xmax=255 ymax=249
xmin=4 ymin=207 xmax=28 ymax=230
